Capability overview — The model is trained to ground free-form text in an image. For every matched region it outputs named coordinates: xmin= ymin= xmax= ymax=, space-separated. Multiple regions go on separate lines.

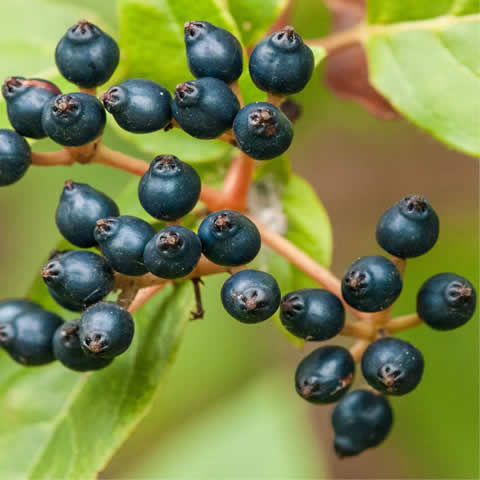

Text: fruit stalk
xmin=386 ymin=313 xmax=423 ymax=333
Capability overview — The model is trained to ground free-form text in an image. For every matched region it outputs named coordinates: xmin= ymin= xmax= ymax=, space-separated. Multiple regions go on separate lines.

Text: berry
xmin=56 ymin=180 xmax=120 ymax=248
xmin=0 ymin=129 xmax=31 ymax=186
xmin=41 ymin=92 xmax=106 ymax=146
xmin=376 ymin=195 xmax=440 ymax=258
xmin=171 ymin=77 xmax=240 ymax=139
xmin=143 ymin=226 xmax=202 ymax=279
xmin=138 ymin=155 xmax=201 ymax=221
xmin=184 ymin=21 xmax=243 ymax=84
xmin=94 ymin=215 xmax=155 ymax=276
xmin=221 ymin=269 xmax=281 ymax=323
xmin=280 ymin=289 xmax=345 ymax=341
xmin=41 ymin=250 xmax=114 ymax=312
xmin=341 ymin=256 xmax=402 ymax=312
xmin=101 ymin=79 xmax=172 ymax=133
xmin=55 ymin=20 xmax=119 ymax=88
xmin=198 ymin=210 xmax=261 ymax=266
xmin=233 ymin=102 xmax=293 ymax=160
xmin=0 ymin=298 xmax=42 ymax=324
xmin=2 ymin=76 xmax=61 ymax=139
xmin=332 ymin=389 xmax=393 ymax=457
xmin=361 ymin=337 xmax=424 ymax=395
xmin=417 ymin=273 xmax=477 ymax=331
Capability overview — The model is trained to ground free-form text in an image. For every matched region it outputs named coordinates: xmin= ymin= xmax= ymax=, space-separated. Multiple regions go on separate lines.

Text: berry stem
xmin=340 ymin=320 xmax=375 ymax=340
xmin=190 ymin=278 xmax=205 ymax=320
xmin=95 ymin=144 xmax=149 ymax=176
xmin=267 ymin=93 xmax=285 ymax=107
xmin=31 ymin=150 xmax=74 ymax=166
xmin=79 ymin=87 xmax=97 ymax=97
xmin=386 ymin=313 xmax=422 ymax=333
xmin=229 ymin=81 xmax=244 ymax=107
xmin=128 ymin=285 xmax=166 ymax=313
xmin=349 ymin=339 xmax=370 ymax=362
xmin=222 ymin=152 xmax=256 ymax=211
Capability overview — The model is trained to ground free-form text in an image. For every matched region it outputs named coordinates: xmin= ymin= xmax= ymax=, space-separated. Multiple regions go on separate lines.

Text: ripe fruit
xmin=41 ymin=250 xmax=114 ymax=312
xmin=94 ymin=215 xmax=155 ymax=276
xmin=341 ymin=256 xmax=402 ymax=312
xmin=79 ymin=302 xmax=134 ymax=358
xmin=0 ymin=298 xmax=42 ymax=324
xmin=56 ymin=180 xmax=120 ymax=248
xmin=0 ymin=129 xmax=31 ymax=186
xmin=138 ymin=155 xmax=201 ymax=221
xmin=376 ymin=195 xmax=440 ymax=258
xmin=198 ymin=210 xmax=261 ymax=266
xmin=101 ymin=79 xmax=172 ymax=133
xmin=295 ymin=346 xmax=354 ymax=404
xmin=2 ymin=76 xmax=61 ymax=138
xmin=280 ymin=289 xmax=345 ymax=341
xmin=249 ymin=26 xmax=314 ymax=95
xmin=184 ymin=21 xmax=243 ymax=84
xmin=233 ymin=102 xmax=293 ymax=160
xmin=55 ymin=20 xmax=119 ymax=88
xmin=221 ymin=269 xmax=281 ymax=323
xmin=332 ymin=389 xmax=393 ymax=457
xmin=361 ymin=337 xmax=424 ymax=395
xmin=171 ymin=77 xmax=240 ymax=139
xmin=417 ymin=273 xmax=477 ymax=331
xmin=143 ymin=226 xmax=202 ymax=279
xmin=41 ymin=92 xmax=106 ymax=146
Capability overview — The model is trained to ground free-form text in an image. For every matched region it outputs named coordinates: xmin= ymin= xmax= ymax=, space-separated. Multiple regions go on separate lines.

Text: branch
xmin=31 ymin=150 xmax=74 ymax=166
xmin=386 ymin=313 xmax=422 ymax=333
xmin=340 ymin=319 xmax=375 ymax=340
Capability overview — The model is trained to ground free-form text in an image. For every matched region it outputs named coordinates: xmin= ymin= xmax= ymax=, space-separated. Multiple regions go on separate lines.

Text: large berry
xmin=233 ymin=102 xmax=293 ymax=160
xmin=101 ymin=79 xmax=172 ymax=133
xmin=94 ymin=215 xmax=155 ymax=276
xmin=55 ymin=20 xmax=119 ymax=88
xmin=361 ymin=337 xmax=424 ymax=396
xmin=249 ymin=26 xmax=314 ymax=95
xmin=2 ymin=76 xmax=61 ymax=138
xmin=376 ymin=195 xmax=440 ymax=258
xmin=184 ymin=21 xmax=243 ymax=84
xmin=0 ymin=298 xmax=42 ymax=324
xmin=172 ymin=77 xmax=240 ymax=139
xmin=341 ymin=256 xmax=402 ymax=312
xmin=0 ymin=129 xmax=31 ymax=186
xmin=417 ymin=273 xmax=477 ymax=331
xmin=56 ymin=180 xmax=119 ymax=248
xmin=138 ymin=155 xmax=201 ymax=221
xmin=280 ymin=289 xmax=345 ymax=341
xmin=221 ymin=269 xmax=281 ymax=323
xmin=198 ymin=210 xmax=261 ymax=266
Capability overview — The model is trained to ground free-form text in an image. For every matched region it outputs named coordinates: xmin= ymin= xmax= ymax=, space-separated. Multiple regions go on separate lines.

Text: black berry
xmin=0 ymin=129 xmax=31 ymax=186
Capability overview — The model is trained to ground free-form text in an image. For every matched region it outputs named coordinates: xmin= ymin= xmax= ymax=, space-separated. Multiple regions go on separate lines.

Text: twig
xmin=386 ymin=313 xmax=423 ymax=333
xmin=190 ymin=278 xmax=205 ymax=320
xmin=31 ymin=150 xmax=74 ymax=166
xmin=222 ymin=152 xmax=256 ymax=211
xmin=128 ymin=285 xmax=166 ymax=313
xmin=340 ymin=320 xmax=375 ymax=340
xmin=349 ymin=339 xmax=370 ymax=362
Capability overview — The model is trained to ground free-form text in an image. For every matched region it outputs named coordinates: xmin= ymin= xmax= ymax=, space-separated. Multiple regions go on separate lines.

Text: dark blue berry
xmin=233 ymin=102 xmax=293 ymax=160
xmin=249 ymin=26 xmax=314 ymax=95
xmin=101 ymin=79 xmax=172 ymax=133
xmin=184 ymin=21 xmax=243 ymax=84
xmin=94 ymin=215 xmax=155 ymax=276
xmin=0 ymin=129 xmax=31 ymax=186
xmin=0 ymin=298 xmax=42 ymax=324
xmin=56 ymin=180 xmax=120 ymax=248
xmin=280 ymin=289 xmax=345 ymax=341
xmin=198 ymin=210 xmax=261 ymax=267
xmin=221 ymin=269 xmax=281 ymax=323
xmin=341 ymin=256 xmax=402 ymax=312
xmin=295 ymin=346 xmax=354 ymax=404
xmin=138 ymin=155 xmax=201 ymax=221
xmin=417 ymin=273 xmax=477 ymax=331
xmin=55 ymin=20 xmax=119 ymax=88
xmin=172 ymin=77 xmax=240 ymax=139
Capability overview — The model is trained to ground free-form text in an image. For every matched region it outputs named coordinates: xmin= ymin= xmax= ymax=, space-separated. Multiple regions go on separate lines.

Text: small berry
xmin=0 ymin=298 xmax=42 ymax=324
xmin=0 ymin=129 xmax=31 ymax=186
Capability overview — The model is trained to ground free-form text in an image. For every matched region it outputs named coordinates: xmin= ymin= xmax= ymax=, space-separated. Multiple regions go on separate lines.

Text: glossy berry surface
xmin=143 ymin=226 xmax=202 ymax=279
xmin=184 ymin=21 xmax=243 ymax=84
xmin=2 ymin=76 xmax=61 ymax=138
xmin=138 ymin=155 xmax=201 ymax=221
xmin=221 ymin=269 xmax=281 ymax=323
xmin=417 ymin=273 xmax=477 ymax=331
xmin=280 ymin=289 xmax=345 ymax=341
xmin=233 ymin=102 xmax=293 ymax=160
xmin=171 ymin=77 xmax=240 ymax=139
xmin=79 ymin=302 xmax=134 ymax=358
xmin=55 ymin=20 xmax=119 ymax=88
xmin=42 ymin=92 xmax=106 ymax=146
xmin=249 ymin=26 xmax=314 ymax=95
xmin=198 ymin=210 xmax=261 ymax=267
xmin=376 ymin=195 xmax=440 ymax=258
xmin=94 ymin=215 xmax=155 ymax=276
xmin=332 ymin=389 xmax=393 ymax=457
xmin=56 ymin=180 xmax=120 ymax=248
xmin=0 ymin=298 xmax=42 ymax=324
xmin=361 ymin=337 xmax=424 ymax=395
xmin=41 ymin=250 xmax=114 ymax=312
xmin=0 ymin=129 xmax=31 ymax=186
xmin=101 ymin=79 xmax=172 ymax=133
xmin=341 ymin=256 xmax=402 ymax=312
